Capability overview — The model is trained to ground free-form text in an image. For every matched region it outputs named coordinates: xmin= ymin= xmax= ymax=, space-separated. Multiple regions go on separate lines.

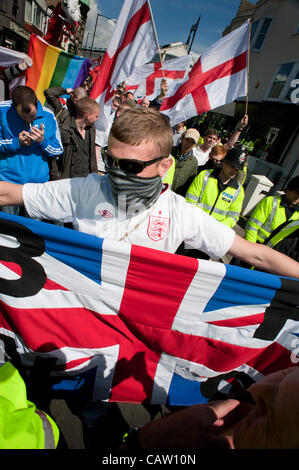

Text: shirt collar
xmin=178 ymin=145 xmax=192 ymax=160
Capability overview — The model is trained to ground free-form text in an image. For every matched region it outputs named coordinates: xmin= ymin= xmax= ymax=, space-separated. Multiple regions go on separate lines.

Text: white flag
xmin=160 ymin=20 xmax=250 ymax=126
xmin=90 ymin=0 xmax=157 ymax=147
xmin=125 ymin=55 xmax=192 ymax=100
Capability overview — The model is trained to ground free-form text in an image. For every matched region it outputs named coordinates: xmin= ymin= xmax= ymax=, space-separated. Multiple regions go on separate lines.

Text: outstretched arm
xmin=228 ymin=233 xmax=299 ymax=278
xmin=0 ymin=182 xmax=24 ymax=207
xmin=44 ymin=86 xmax=69 ymax=116
xmin=223 ymin=114 xmax=248 ymax=151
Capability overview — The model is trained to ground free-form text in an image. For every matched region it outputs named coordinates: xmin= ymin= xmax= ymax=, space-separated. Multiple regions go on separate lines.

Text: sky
xmin=83 ymin=0 xmax=259 ymax=56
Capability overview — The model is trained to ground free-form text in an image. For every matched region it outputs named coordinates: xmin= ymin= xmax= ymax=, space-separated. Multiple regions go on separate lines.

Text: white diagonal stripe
xmin=0 ymin=237 xmax=131 ymax=315
xmin=171 ymin=260 xmax=226 ymax=329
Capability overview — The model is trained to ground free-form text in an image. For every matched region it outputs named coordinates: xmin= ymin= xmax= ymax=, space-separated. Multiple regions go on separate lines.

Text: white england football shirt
xmin=23 ymin=174 xmax=235 ymax=258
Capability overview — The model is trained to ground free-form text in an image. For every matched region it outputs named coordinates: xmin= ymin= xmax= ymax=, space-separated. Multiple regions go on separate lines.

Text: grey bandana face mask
xmin=105 ymin=164 xmax=163 ymax=213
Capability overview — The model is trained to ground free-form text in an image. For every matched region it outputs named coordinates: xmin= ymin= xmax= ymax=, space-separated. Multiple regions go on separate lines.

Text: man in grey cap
xmin=164 ymin=128 xmax=200 ymax=196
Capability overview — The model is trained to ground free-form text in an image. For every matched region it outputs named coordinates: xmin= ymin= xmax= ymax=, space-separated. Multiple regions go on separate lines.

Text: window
xmin=0 ymin=0 xmax=7 ymax=12
xmin=250 ymin=20 xmax=259 ymax=42
xmin=251 ymin=18 xmax=272 ymax=51
xmin=12 ymin=0 xmax=19 ymax=18
xmin=267 ymin=61 xmax=299 ymax=104
xmin=25 ymin=0 xmax=47 ymax=32
xmin=293 ymin=23 xmax=299 ymax=35
xmin=268 ymin=62 xmax=294 ymax=99
xmin=34 ymin=4 xmax=42 ymax=29
xmin=25 ymin=0 xmax=33 ymax=23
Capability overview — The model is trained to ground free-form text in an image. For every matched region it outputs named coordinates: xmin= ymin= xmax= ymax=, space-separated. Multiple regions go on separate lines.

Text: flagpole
xmin=147 ymin=0 xmax=164 ymax=76
xmin=245 ymin=18 xmax=252 ymax=115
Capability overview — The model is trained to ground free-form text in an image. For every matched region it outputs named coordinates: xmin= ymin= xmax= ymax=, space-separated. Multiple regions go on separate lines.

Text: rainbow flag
xmin=26 ymin=34 xmax=91 ymax=104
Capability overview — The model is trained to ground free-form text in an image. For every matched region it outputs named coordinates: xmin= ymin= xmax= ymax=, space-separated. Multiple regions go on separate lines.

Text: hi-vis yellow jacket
xmin=185 ymin=169 xmax=244 ymax=228
xmin=162 ymin=156 xmax=175 ymax=187
xmin=0 ymin=361 xmax=59 ymax=449
xmin=245 ymin=195 xmax=299 ymax=243
xmin=266 ymin=219 xmax=299 ymax=249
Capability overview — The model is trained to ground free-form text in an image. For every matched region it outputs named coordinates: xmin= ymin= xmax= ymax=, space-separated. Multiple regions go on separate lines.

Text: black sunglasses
xmin=103 ymin=150 xmax=167 ymax=175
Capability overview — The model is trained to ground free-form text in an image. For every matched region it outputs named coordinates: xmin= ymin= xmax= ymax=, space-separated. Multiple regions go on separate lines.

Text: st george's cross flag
xmin=161 ymin=20 xmax=250 ymax=126
xmin=90 ymin=0 xmax=157 ymax=147
xmin=0 ymin=212 xmax=298 ymax=407
xmin=125 ymin=55 xmax=192 ymax=100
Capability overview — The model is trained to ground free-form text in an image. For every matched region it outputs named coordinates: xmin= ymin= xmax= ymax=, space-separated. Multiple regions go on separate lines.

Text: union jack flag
xmin=0 ymin=212 xmax=298 ymax=406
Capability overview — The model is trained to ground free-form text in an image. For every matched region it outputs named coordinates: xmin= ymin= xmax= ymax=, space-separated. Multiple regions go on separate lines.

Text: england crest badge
xmin=147 ymin=215 xmax=169 ymax=241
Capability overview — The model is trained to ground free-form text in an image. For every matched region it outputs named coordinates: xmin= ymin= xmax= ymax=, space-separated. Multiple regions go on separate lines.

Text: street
xmin=50 ymin=399 xmax=170 ymax=450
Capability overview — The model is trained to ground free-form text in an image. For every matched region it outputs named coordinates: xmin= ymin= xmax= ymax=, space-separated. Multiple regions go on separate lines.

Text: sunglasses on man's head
xmin=103 ymin=150 xmax=167 ymax=175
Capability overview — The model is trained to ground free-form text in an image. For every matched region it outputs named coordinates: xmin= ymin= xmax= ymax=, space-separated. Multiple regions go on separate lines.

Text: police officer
xmin=245 ymin=176 xmax=299 ymax=244
xmin=0 ymin=340 xmax=59 ymax=449
xmin=185 ymin=146 xmax=247 ymax=229
xmin=264 ymin=219 xmax=299 ymax=262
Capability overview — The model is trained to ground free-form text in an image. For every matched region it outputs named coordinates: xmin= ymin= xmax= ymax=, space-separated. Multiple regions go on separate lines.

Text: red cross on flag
xmin=160 ymin=20 xmax=250 ymax=125
xmin=125 ymin=55 xmax=192 ymax=101
xmin=90 ymin=0 xmax=157 ymax=146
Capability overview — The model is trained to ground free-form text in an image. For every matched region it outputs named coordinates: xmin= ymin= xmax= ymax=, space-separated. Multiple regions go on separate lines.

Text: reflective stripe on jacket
xmin=0 ymin=361 xmax=59 ymax=449
xmin=185 ymin=169 xmax=244 ymax=228
xmin=245 ymin=195 xmax=299 ymax=243
xmin=266 ymin=219 xmax=299 ymax=248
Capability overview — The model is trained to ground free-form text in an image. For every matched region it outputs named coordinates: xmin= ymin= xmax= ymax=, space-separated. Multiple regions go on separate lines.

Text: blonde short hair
xmin=110 ymin=107 xmax=173 ymax=156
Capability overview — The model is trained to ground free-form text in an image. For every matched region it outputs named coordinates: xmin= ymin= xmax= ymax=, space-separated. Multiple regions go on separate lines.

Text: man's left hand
xmin=29 ymin=123 xmax=45 ymax=144
xmin=238 ymin=114 xmax=248 ymax=130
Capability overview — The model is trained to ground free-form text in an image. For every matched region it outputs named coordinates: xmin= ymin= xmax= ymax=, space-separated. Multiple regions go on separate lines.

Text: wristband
xmin=122 ymin=425 xmax=143 ymax=450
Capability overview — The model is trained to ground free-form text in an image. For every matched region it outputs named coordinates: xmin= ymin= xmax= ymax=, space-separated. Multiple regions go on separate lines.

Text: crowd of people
xmin=0 ymin=55 xmax=298 ymax=451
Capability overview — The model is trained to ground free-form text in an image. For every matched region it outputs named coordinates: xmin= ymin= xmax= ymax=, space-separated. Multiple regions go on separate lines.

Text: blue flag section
xmin=0 ymin=212 xmax=298 ymax=406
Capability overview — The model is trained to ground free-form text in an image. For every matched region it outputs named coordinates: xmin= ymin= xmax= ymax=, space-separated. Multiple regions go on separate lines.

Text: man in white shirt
xmin=0 ymin=108 xmax=298 ymax=278
xmin=194 ymin=115 xmax=249 ymax=167
xmin=193 ymin=128 xmax=219 ymax=166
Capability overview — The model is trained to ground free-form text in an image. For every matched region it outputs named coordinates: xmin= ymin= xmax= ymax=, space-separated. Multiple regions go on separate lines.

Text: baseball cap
xmin=183 ymin=128 xmax=200 ymax=143
xmin=225 ymin=146 xmax=247 ymax=170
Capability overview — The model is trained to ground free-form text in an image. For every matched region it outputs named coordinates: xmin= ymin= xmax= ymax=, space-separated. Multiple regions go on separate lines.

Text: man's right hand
xmin=136 ymin=398 xmax=240 ymax=449
xmin=19 ymin=130 xmax=32 ymax=147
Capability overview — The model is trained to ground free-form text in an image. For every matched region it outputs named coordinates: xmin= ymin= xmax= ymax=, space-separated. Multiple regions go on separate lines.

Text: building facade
xmin=210 ymin=0 xmax=299 ymax=188
xmin=44 ymin=0 xmax=90 ymax=54
xmin=0 ymin=0 xmax=30 ymax=51
xmin=0 ymin=0 xmax=90 ymax=54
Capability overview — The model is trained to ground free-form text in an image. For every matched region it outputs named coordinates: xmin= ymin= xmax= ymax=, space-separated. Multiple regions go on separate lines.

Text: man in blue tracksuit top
xmin=0 ymin=85 xmax=63 ymax=214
